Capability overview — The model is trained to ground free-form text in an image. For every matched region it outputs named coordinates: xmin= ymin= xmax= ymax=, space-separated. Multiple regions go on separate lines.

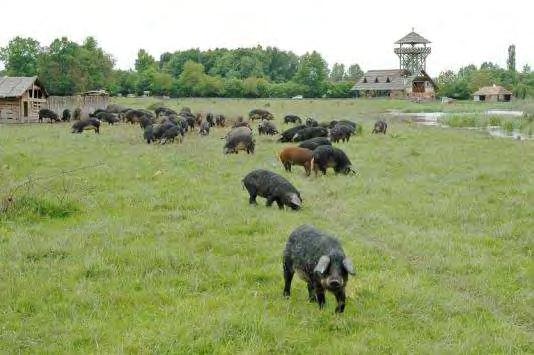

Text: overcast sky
xmin=0 ymin=0 xmax=532 ymax=76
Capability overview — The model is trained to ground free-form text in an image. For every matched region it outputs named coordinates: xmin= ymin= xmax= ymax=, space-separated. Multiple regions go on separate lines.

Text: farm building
xmin=473 ymin=85 xmax=512 ymax=102
xmin=352 ymin=30 xmax=436 ymax=100
xmin=0 ymin=76 xmax=48 ymax=122
xmin=47 ymin=89 xmax=109 ymax=119
xmin=352 ymin=69 xmax=436 ymax=99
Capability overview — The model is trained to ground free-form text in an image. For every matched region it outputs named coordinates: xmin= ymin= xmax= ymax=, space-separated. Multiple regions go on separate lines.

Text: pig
xmin=38 ymin=109 xmax=59 ymax=123
xmin=160 ymin=125 xmax=182 ymax=144
xmin=311 ymin=145 xmax=357 ymax=175
xmin=206 ymin=113 xmax=215 ymax=127
xmin=279 ymin=147 xmax=314 ymax=176
xmin=305 ymin=117 xmax=319 ymax=127
xmin=258 ymin=120 xmax=278 ymax=136
xmin=292 ymin=127 xmax=328 ymax=142
xmin=372 ymin=120 xmax=388 ymax=134
xmin=298 ymin=137 xmax=332 ymax=151
xmin=215 ymin=114 xmax=226 ymax=127
xmin=330 ymin=124 xmax=353 ymax=143
xmin=199 ymin=121 xmax=210 ymax=136
xmin=154 ymin=106 xmax=176 ymax=118
xmin=284 ymin=114 xmax=302 ymax=124
xmin=224 ymin=126 xmax=255 ymax=154
xmin=62 ymin=109 xmax=71 ymax=122
xmin=283 ymin=224 xmax=355 ymax=313
xmin=242 ymin=169 xmax=302 ymax=210
xmin=279 ymin=125 xmax=306 ymax=143
xmin=96 ymin=112 xmax=120 ymax=125
xmin=73 ymin=108 xmax=82 ymax=121
xmin=144 ymin=124 xmax=154 ymax=144
xmin=249 ymin=109 xmax=274 ymax=121
xmin=71 ymin=118 xmax=100 ymax=134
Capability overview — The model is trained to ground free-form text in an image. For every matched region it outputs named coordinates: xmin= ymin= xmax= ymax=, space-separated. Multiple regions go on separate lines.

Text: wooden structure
xmin=351 ymin=30 xmax=436 ymax=100
xmin=0 ymin=76 xmax=48 ymax=122
xmin=394 ymin=29 xmax=431 ymax=75
xmin=473 ymin=85 xmax=512 ymax=102
xmin=352 ymin=69 xmax=436 ymax=99
xmin=47 ymin=90 xmax=109 ymax=119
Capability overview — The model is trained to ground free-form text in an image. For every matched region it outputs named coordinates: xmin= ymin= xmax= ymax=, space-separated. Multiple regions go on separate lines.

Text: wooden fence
xmin=47 ymin=95 xmax=109 ymax=118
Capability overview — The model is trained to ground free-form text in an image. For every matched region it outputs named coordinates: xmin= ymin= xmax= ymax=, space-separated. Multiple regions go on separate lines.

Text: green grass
xmin=1 ymin=98 xmax=533 ymax=353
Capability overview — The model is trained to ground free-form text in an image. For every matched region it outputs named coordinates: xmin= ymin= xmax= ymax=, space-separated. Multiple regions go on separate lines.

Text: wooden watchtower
xmin=394 ymin=29 xmax=431 ymax=75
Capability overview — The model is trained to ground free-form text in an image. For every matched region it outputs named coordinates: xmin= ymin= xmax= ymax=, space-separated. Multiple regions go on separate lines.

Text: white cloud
xmin=0 ymin=0 xmax=532 ymax=75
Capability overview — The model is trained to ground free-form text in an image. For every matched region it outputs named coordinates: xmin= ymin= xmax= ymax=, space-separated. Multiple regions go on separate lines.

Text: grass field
xmin=1 ymin=99 xmax=533 ymax=353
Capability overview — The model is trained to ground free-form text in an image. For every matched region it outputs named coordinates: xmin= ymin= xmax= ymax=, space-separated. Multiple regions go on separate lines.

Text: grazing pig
xmin=233 ymin=120 xmax=250 ymax=129
xmin=154 ymin=106 xmax=176 ymax=118
xmin=144 ymin=125 xmax=154 ymax=144
xmin=160 ymin=125 xmax=182 ymax=144
xmin=242 ymin=169 xmax=302 ymax=210
xmin=62 ymin=109 xmax=71 ymax=122
xmin=249 ymin=109 xmax=274 ymax=121
xmin=71 ymin=118 xmax=100 ymax=134
xmin=312 ymin=146 xmax=356 ymax=175
xmin=284 ymin=114 xmax=302 ymax=124
xmin=292 ymin=127 xmax=328 ymax=142
xmin=206 ymin=113 xmax=215 ymax=127
xmin=279 ymin=147 xmax=314 ymax=176
xmin=279 ymin=125 xmax=306 ymax=143
xmin=106 ymin=104 xmax=127 ymax=114
xmin=305 ymin=117 xmax=319 ymax=127
xmin=153 ymin=122 xmax=178 ymax=140
xmin=96 ymin=112 xmax=120 ymax=125
xmin=283 ymin=225 xmax=355 ymax=313
xmin=258 ymin=120 xmax=278 ymax=136
xmin=73 ymin=108 xmax=82 ymax=121
xmin=215 ymin=114 xmax=226 ymax=127
xmin=224 ymin=127 xmax=255 ymax=154
xmin=330 ymin=124 xmax=353 ymax=143
xmin=124 ymin=109 xmax=147 ymax=124
xmin=298 ymin=137 xmax=332 ymax=151
xmin=372 ymin=120 xmax=388 ymax=134
xmin=199 ymin=121 xmax=210 ymax=136
xmin=38 ymin=109 xmax=59 ymax=123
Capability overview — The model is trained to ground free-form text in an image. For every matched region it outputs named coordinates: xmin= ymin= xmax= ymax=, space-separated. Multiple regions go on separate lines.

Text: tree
xmin=507 ymin=45 xmax=516 ymax=72
xmin=293 ymin=51 xmax=328 ymax=97
xmin=330 ymin=63 xmax=346 ymax=82
xmin=522 ymin=64 xmax=531 ymax=74
xmin=135 ymin=49 xmax=156 ymax=72
xmin=0 ymin=37 xmax=41 ymax=76
xmin=346 ymin=64 xmax=363 ymax=82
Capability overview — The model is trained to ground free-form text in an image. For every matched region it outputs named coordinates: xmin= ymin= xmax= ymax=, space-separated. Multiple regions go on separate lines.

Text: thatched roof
xmin=473 ymin=85 xmax=512 ymax=96
xmin=351 ymin=69 xmax=436 ymax=92
xmin=0 ymin=76 xmax=47 ymax=98
xmin=82 ymin=89 xmax=109 ymax=96
xmin=395 ymin=31 xmax=431 ymax=45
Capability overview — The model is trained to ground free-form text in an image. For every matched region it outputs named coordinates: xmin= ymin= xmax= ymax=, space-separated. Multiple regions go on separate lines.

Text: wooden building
xmin=473 ymin=85 xmax=512 ymax=102
xmin=0 ymin=76 xmax=48 ymax=122
xmin=351 ymin=69 xmax=436 ymax=99
xmin=47 ymin=90 xmax=109 ymax=119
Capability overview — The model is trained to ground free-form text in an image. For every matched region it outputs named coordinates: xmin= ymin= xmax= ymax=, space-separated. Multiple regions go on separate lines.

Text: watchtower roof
xmin=395 ymin=31 xmax=431 ymax=45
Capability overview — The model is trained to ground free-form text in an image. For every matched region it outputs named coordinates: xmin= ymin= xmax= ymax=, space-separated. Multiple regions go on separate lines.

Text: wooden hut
xmin=0 ymin=76 xmax=48 ymax=122
xmin=351 ymin=69 xmax=436 ymax=99
xmin=473 ymin=85 xmax=512 ymax=102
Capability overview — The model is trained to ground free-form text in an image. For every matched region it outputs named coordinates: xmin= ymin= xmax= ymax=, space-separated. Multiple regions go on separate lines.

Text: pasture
xmin=0 ymin=98 xmax=533 ymax=353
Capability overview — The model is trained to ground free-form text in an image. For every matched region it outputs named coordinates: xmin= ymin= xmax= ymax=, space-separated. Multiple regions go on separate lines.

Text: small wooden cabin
xmin=473 ymin=85 xmax=512 ymax=102
xmin=0 ymin=76 xmax=48 ymax=122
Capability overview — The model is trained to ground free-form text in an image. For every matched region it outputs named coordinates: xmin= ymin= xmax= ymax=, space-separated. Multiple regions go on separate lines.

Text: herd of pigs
xmin=36 ymin=105 xmax=389 ymax=313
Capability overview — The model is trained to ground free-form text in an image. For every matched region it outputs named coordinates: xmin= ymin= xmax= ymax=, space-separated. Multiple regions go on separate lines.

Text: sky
xmin=0 ymin=0 xmax=532 ymax=76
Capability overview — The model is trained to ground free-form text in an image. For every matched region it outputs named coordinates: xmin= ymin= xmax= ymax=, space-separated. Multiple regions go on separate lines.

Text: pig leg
xmin=315 ymin=286 xmax=326 ymax=309
xmin=334 ymin=290 xmax=346 ymax=313
xmin=307 ymin=284 xmax=316 ymax=302
xmin=266 ymin=196 xmax=276 ymax=207
xmin=304 ymin=162 xmax=311 ymax=176
xmin=283 ymin=258 xmax=294 ymax=297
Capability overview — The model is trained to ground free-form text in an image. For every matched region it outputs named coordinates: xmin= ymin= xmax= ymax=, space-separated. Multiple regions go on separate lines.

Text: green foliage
xmin=346 ymin=64 xmax=364 ymax=82
xmin=293 ymin=51 xmax=329 ymax=97
xmin=135 ymin=49 xmax=156 ymax=73
xmin=330 ymin=63 xmax=346 ymax=82
xmin=0 ymin=37 xmax=41 ymax=76
xmin=326 ymin=81 xmax=355 ymax=98
xmin=1 ymin=195 xmax=78 ymax=222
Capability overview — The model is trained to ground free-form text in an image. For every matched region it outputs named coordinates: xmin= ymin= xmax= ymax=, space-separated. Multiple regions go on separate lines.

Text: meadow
xmin=0 ymin=98 xmax=533 ymax=353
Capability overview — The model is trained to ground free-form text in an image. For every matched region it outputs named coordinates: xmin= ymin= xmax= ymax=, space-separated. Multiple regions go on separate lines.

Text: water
xmin=388 ymin=110 xmax=532 ymax=140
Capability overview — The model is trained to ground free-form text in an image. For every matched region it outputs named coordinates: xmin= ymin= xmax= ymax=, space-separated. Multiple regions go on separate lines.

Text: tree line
xmin=1 ymin=36 xmax=532 ymax=99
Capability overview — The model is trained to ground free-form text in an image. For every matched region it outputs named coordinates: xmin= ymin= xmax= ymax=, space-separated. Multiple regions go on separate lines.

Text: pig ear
xmin=343 ymin=258 xmax=356 ymax=275
xmin=314 ymin=256 xmax=330 ymax=275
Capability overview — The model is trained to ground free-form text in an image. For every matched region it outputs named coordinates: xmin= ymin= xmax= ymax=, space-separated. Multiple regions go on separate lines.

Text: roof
xmin=351 ymin=69 xmax=436 ymax=91
xmin=0 ymin=76 xmax=47 ymax=98
xmin=82 ymin=89 xmax=109 ymax=96
xmin=473 ymin=85 xmax=512 ymax=96
xmin=395 ymin=31 xmax=431 ymax=45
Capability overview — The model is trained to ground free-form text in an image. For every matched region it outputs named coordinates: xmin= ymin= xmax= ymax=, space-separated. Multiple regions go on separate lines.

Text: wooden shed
xmin=351 ymin=69 xmax=436 ymax=99
xmin=473 ymin=85 xmax=512 ymax=102
xmin=0 ymin=76 xmax=48 ymax=122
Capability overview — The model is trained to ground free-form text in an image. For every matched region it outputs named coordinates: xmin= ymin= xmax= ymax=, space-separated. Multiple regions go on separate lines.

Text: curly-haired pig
xmin=242 ymin=169 xmax=302 ymax=210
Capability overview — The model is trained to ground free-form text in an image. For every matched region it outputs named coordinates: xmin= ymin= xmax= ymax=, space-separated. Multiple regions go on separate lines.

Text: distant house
xmin=351 ymin=69 xmax=436 ymax=99
xmin=473 ymin=85 xmax=512 ymax=102
xmin=0 ymin=76 xmax=48 ymax=122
